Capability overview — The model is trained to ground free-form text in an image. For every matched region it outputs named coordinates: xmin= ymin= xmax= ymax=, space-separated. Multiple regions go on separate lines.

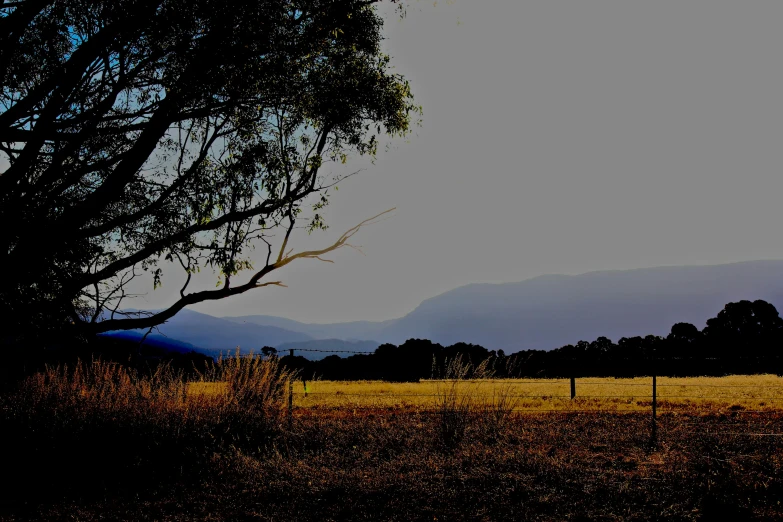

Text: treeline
xmin=5 ymin=299 xmax=782 ymax=385
xmin=279 ymin=300 xmax=783 ymax=381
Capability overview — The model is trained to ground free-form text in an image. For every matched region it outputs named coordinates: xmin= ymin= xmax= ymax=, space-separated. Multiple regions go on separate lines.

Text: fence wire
xmin=284 ymin=378 xmax=783 ymax=425
xmin=279 ymin=378 xmax=783 ymax=441
xmin=289 ymin=348 xmax=376 ymax=354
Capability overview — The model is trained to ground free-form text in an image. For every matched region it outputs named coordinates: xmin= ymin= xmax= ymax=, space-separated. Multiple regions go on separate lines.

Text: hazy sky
xmin=24 ymin=0 xmax=783 ymax=324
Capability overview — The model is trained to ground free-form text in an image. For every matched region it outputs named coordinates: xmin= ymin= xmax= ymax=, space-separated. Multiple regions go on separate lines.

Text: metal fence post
xmin=570 ymin=377 xmax=576 ymax=400
xmin=651 ymin=374 xmax=657 ymax=445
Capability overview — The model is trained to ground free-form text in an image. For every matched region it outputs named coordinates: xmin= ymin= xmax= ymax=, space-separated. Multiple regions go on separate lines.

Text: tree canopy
xmin=0 ymin=0 xmax=419 ymax=342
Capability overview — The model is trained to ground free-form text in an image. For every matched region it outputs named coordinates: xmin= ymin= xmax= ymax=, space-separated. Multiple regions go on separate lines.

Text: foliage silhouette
xmin=0 ymin=0 xmax=418 ymax=344
xmin=279 ymin=300 xmax=783 ymax=381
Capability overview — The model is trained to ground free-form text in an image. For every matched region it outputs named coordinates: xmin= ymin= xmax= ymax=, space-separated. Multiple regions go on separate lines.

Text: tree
xmin=641 ymin=335 xmax=664 ymax=359
xmin=261 ymin=346 xmax=278 ymax=358
xmin=0 ymin=0 xmax=419 ymax=342
xmin=617 ymin=336 xmax=644 ymax=362
xmin=703 ymin=300 xmax=783 ymax=358
xmin=586 ymin=336 xmax=613 ymax=360
xmin=665 ymin=322 xmax=701 ymax=359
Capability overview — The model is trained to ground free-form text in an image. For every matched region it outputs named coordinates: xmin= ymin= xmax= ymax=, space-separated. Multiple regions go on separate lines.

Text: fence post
xmin=651 ymin=374 xmax=657 ymax=445
xmin=570 ymin=376 xmax=576 ymax=400
xmin=288 ymin=349 xmax=294 ymax=426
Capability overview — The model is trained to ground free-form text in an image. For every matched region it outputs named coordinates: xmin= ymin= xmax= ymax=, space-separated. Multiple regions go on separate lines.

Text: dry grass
xmin=6 ymin=410 xmax=783 ymax=521
xmin=22 ymin=349 xmax=296 ymax=414
xmin=431 ymin=356 xmax=495 ymax=447
xmin=4 ymin=362 xmax=783 ymax=520
xmin=190 ymin=374 xmax=783 ymax=413
xmin=1 ymin=351 xmax=295 ymax=514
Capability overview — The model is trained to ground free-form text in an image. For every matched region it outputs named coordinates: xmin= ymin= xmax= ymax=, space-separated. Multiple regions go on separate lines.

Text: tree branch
xmin=77 ymin=118 xmax=227 ymax=239
xmin=74 ymin=189 xmax=309 ymax=292
xmin=87 ymin=208 xmax=395 ymax=333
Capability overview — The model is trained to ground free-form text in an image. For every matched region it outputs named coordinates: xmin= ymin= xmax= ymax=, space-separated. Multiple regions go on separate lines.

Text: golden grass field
xmin=8 ymin=359 xmax=783 ymax=520
xmin=188 ymin=374 xmax=783 ymax=413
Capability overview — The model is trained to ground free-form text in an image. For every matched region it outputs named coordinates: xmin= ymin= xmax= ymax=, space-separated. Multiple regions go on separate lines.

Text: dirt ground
xmin=4 ymin=410 xmax=782 ymax=521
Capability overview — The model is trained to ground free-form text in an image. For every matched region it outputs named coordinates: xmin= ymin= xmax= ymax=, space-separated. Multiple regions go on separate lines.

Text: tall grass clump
xmin=433 ymin=357 xmax=520 ymax=447
xmin=197 ymin=349 xmax=296 ymax=413
xmin=433 ymin=356 xmax=492 ymax=448
xmin=479 ymin=382 xmax=520 ymax=438
xmin=21 ymin=349 xmax=295 ymax=421
xmin=1 ymin=350 xmax=295 ymax=509
xmin=22 ymin=358 xmax=187 ymax=413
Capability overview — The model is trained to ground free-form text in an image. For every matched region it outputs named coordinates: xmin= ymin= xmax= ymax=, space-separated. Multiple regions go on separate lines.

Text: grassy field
xmin=190 ymin=374 xmax=783 ymax=413
xmin=6 ymin=409 xmax=783 ymax=521
xmin=4 ymin=359 xmax=783 ymax=520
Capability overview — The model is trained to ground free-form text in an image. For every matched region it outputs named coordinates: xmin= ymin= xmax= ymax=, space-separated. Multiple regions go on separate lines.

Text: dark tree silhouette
xmin=668 ymin=322 xmax=700 ymax=343
xmin=587 ymin=336 xmax=613 ymax=360
xmin=0 ymin=0 xmax=418 ymax=343
xmin=665 ymin=322 xmax=701 ymax=359
xmin=261 ymin=346 xmax=278 ymax=358
xmin=703 ymin=300 xmax=783 ymax=359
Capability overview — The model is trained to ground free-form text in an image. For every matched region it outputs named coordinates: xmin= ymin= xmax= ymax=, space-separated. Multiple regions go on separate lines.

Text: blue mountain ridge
xmin=107 ymin=260 xmax=783 ymax=354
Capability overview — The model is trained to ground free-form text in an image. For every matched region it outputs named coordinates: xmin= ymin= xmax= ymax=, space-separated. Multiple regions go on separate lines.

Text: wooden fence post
xmin=570 ymin=377 xmax=576 ymax=400
xmin=651 ymin=374 xmax=657 ymax=445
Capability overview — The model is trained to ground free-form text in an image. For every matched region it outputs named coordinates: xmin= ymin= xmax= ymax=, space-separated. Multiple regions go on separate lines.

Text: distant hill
xmin=105 ymin=309 xmax=313 ymax=357
xmin=372 ymin=260 xmax=783 ymax=351
xmin=222 ymin=314 xmax=398 ymax=342
xmin=98 ymin=331 xmax=203 ymax=354
xmin=107 ymin=260 xmax=783 ymax=354
xmin=220 ymin=260 xmax=783 ymax=352
xmin=103 ymin=310 xmax=379 ymax=359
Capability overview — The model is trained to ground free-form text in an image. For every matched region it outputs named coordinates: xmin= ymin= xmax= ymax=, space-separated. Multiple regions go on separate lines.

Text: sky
xmin=13 ymin=0 xmax=783 ymax=324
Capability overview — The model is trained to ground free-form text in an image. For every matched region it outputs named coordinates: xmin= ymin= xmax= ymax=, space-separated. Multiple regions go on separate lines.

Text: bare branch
xmin=308 ymin=256 xmax=332 ymax=263
xmin=276 ymin=205 xmax=296 ymax=264
xmin=174 ymin=252 xmax=193 ymax=299
xmin=88 ymin=208 xmax=395 ymax=333
xmin=274 ymin=208 xmax=395 ymax=270
xmin=344 ymin=243 xmax=366 ymax=255
xmin=255 ymin=281 xmax=287 ymax=288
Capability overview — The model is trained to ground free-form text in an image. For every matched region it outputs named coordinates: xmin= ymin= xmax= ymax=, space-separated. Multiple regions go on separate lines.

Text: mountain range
xmin=109 ymin=260 xmax=783 ymax=356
